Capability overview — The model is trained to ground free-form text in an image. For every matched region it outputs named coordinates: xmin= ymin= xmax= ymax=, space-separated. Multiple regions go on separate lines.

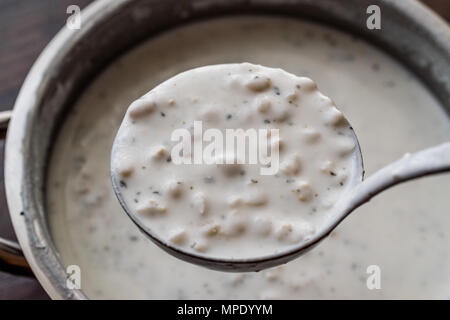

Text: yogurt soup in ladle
xmin=111 ymin=63 xmax=450 ymax=272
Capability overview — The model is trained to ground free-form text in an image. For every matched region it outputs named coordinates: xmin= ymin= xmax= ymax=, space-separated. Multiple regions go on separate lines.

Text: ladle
xmin=111 ymin=65 xmax=450 ymax=272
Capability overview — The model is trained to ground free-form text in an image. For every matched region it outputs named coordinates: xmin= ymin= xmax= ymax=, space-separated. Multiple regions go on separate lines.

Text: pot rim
xmin=5 ymin=0 xmax=450 ymax=299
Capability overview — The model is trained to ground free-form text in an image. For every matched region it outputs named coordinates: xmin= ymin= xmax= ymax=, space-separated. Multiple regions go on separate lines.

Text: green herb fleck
xmin=204 ymin=176 xmax=215 ymax=184
xmin=274 ymin=86 xmax=281 ymax=95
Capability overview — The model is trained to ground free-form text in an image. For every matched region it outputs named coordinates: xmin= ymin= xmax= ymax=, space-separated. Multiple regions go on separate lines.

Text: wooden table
xmin=0 ymin=0 xmax=448 ymax=300
xmin=0 ymin=0 xmax=94 ymax=300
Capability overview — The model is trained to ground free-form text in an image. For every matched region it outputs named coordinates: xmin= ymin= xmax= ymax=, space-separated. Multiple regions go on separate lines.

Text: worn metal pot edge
xmin=5 ymin=0 xmax=130 ymax=300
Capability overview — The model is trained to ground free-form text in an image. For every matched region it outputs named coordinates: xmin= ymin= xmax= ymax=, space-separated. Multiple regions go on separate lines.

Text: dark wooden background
xmin=0 ymin=0 xmax=448 ymax=300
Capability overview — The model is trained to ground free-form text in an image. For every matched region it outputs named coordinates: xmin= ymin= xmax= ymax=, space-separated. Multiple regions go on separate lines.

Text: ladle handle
xmin=0 ymin=238 xmax=32 ymax=276
xmin=347 ymin=142 xmax=450 ymax=212
xmin=0 ymin=110 xmax=12 ymax=129
xmin=0 ymin=110 xmax=33 ymax=276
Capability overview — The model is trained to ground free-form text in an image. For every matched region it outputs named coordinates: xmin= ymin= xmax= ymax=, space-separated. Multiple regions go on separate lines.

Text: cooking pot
xmin=0 ymin=0 xmax=449 ymax=299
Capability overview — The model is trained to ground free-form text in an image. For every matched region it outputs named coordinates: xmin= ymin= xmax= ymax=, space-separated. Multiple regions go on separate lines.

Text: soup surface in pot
xmin=47 ymin=16 xmax=450 ymax=299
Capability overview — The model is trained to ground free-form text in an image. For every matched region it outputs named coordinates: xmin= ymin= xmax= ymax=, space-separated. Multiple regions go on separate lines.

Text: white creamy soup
xmin=47 ymin=16 xmax=450 ymax=299
xmin=111 ymin=63 xmax=359 ymax=259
